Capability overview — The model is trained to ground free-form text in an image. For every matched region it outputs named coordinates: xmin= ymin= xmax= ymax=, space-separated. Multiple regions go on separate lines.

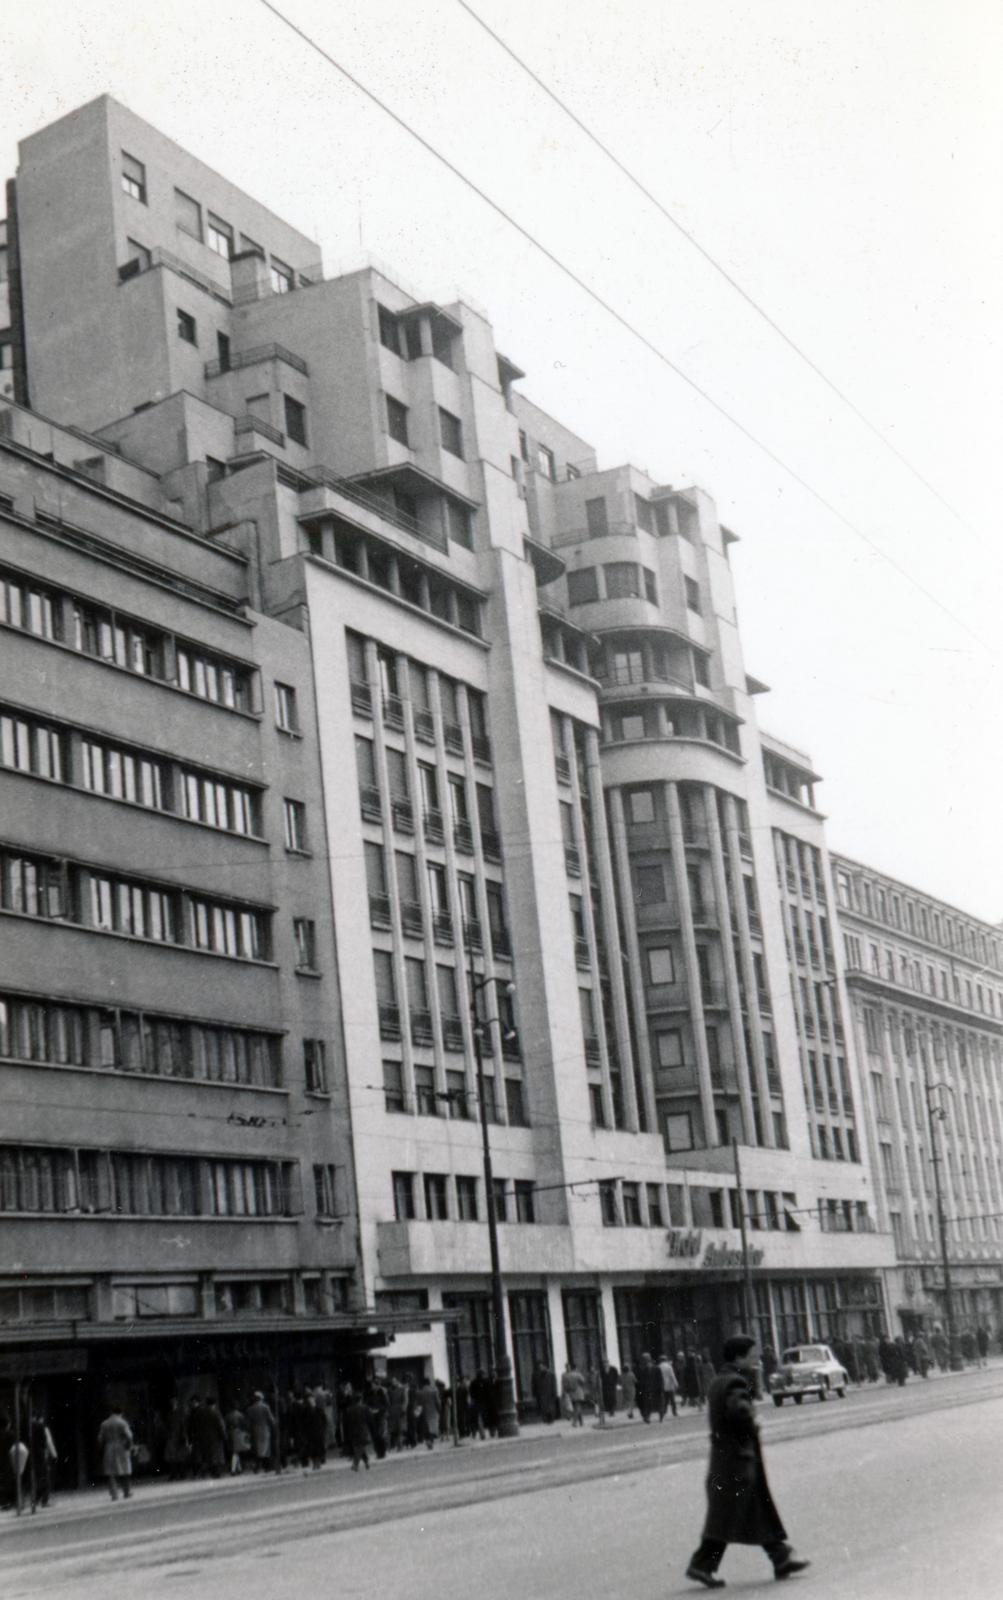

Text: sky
xmin=3 ymin=0 xmax=1001 ymax=920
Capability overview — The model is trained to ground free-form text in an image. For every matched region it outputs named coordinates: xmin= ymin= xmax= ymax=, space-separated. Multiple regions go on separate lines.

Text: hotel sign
xmin=666 ymin=1230 xmax=765 ymax=1270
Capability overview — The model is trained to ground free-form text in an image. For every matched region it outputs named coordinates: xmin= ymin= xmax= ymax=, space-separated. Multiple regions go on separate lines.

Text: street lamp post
xmin=466 ymin=948 xmax=520 ymax=1438
xmin=923 ymin=1048 xmax=964 ymax=1372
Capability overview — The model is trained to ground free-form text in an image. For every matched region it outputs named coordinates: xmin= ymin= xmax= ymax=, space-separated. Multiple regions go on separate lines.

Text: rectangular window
xmin=313 ymin=1163 xmax=338 ymax=1217
xmin=179 ymin=767 xmax=257 ymax=834
xmin=646 ymin=946 xmax=674 ymax=986
xmin=274 ymin=682 xmax=298 ymax=732
xmin=424 ymin=1172 xmax=449 ymax=1220
xmin=633 ymin=863 xmax=666 ymax=906
xmin=176 ymin=644 xmax=251 ymax=710
xmin=304 ymin=1039 xmax=327 ymax=1094
xmin=189 ymin=896 xmax=267 ymax=960
xmin=655 ymin=1029 xmax=683 ymax=1068
xmin=456 ymin=1174 xmax=478 ymax=1221
xmin=383 ymin=1059 xmax=406 ymax=1113
xmin=438 ymin=407 xmax=463 ymax=457
xmin=666 ymin=1112 xmax=694 ymax=1152
xmin=536 ymin=444 xmax=555 ymax=480
xmin=599 ymin=1180 xmax=620 ymax=1226
xmin=585 ymin=498 xmax=609 ymax=538
xmin=377 ymin=304 xmax=401 ymax=354
xmin=504 ymin=1077 xmax=528 ymax=1127
xmin=633 ymin=494 xmax=655 ymax=533
xmin=284 ymin=395 xmax=308 ymax=447
xmin=270 ymin=258 xmax=293 ymax=294
xmin=0 ymin=572 xmax=59 ymax=641
xmin=645 ymin=1183 xmax=664 ymax=1226
xmin=206 ymin=212 xmax=234 ymax=259
xmin=386 ymin=395 xmax=410 ymax=446
xmin=567 ymin=567 xmax=598 ymax=606
xmin=445 ymin=500 xmax=473 ymax=549
xmin=393 ymin=1170 xmax=416 ymax=1220
xmin=684 ymin=576 xmax=701 ymax=613
xmin=293 ymin=918 xmax=317 ymax=971
xmin=643 ymin=568 xmax=658 ymax=605
xmin=627 ymin=788 xmax=656 ymax=824
xmin=621 ymin=1182 xmax=642 ymax=1226
xmin=174 ymin=188 xmax=201 ymax=239
xmin=283 ymin=799 xmax=308 ymax=852
xmin=604 ymin=562 xmax=641 ymax=599
xmin=122 ymin=153 xmax=147 ymax=204
xmin=1 ymin=709 xmax=64 ymax=783
xmin=514 ymin=1179 xmax=536 ymax=1223
xmin=177 ymin=309 xmax=197 ymax=345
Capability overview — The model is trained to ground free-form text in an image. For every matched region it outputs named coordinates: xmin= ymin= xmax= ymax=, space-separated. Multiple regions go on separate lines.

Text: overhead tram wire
xmin=456 ymin=0 xmax=982 ymax=547
xmin=254 ymin=0 xmax=993 ymax=659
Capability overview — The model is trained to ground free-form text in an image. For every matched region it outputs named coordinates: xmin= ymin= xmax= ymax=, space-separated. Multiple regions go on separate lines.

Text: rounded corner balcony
xmin=601 ymin=694 xmax=744 ymax=765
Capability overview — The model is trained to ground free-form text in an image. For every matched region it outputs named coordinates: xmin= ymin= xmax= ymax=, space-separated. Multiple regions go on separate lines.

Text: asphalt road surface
xmin=3 ymin=1366 xmax=1002 ymax=1599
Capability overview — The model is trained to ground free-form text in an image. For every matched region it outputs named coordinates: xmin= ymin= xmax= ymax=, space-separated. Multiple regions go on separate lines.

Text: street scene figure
xmin=561 ymin=1361 xmax=586 ymax=1426
xmin=686 ymin=1335 xmax=810 ymax=1589
xmin=97 ymin=1406 xmax=134 ymax=1502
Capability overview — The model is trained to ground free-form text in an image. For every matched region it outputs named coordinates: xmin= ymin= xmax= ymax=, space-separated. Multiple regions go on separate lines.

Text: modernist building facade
xmin=1 ymin=98 xmax=898 ymax=1477
xmin=834 ymin=855 xmax=1003 ymax=1338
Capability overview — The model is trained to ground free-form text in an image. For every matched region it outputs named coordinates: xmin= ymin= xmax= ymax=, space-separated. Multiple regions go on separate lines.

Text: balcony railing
xmin=423 ymin=807 xmax=444 ymax=844
xmin=584 ymin=1037 xmax=602 ymax=1066
xmin=432 ymin=911 xmax=454 ymax=946
xmin=574 ymin=936 xmax=591 ymax=969
xmin=596 ymin=664 xmax=692 ymax=692
xmin=410 ymin=1008 xmax=434 ymax=1047
xmin=350 ymin=678 xmax=372 ymax=716
xmin=234 ymin=412 xmax=286 ymax=447
xmin=471 ymin=734 xmax=492 ymax=766
xmin=414 ymin=709 xmax=435 ymax=743
xmin=378 ymin=1003 xmax=401 ymax=1040
xmin=400 ymin=900 xmax=423 ymax=937
xmin=309 ymin=468 xmax=447 ymax=550
xmin=746 ymin=911 xmax=762 ymax=936
xmin=391 ymin=798 xmax=414 ymax=833
xmin=453 ymin=820 xmax=474 ymax=854
xmin=564 ymin=844 xmax=582 ymax=876
xmin=443 ymin=723 xmax=464 ymax=756
xmin=383 ymin=693 xmax=405 ymax=730
xmin=757 ymin=989 xmax=773 ymax=1014
xmin=554 ymin=754 xmax=571 ymax=784
xmin=491 ymin=927 xmax=512 ymax=960
xmin=119 ymin=245 xmax=232 ymax=305
xmin=368 ymin=892 xmax=392 ymax=929
xmin=441 ymin=1014 xmax=465 ymax=1051
xmin=480 ymin=827 xmax=501 ymax=862
xmin=359 ymin=784 xmax=382 ymax=822
xmin=204 ymin=341 xmax=309 ymax=379
xmin=463 ymin=917 xmax=483 ymax=952
xmin=737 ymin=831 xmax=753 ymax=861
xmin=501 ymin=1031 xmax=522 ymax=1062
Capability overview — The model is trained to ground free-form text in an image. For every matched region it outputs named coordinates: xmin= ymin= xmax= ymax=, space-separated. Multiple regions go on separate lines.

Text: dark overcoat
xmin=701 ymin=1364 xmax=787 ymax=1545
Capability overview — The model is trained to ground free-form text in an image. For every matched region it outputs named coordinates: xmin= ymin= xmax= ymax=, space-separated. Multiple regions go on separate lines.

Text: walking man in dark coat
xmin=685 ymin=1334 xmax=809 ymax=1589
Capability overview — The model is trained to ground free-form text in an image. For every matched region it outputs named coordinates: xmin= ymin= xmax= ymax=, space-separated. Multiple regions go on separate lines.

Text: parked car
xmin=768 ymin=1343 xmax=849 ymax=1405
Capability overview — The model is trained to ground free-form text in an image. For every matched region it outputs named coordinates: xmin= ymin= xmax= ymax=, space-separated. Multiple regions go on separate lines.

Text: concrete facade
xmin=0 ymin=99 xmax=901 ymax=1474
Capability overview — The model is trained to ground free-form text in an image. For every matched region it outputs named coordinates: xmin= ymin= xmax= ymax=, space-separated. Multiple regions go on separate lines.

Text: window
xmin=304 ymin=1039 xmax=327 ymax=1094
xmin=646 ymin=1184 xmax=664 ymax=1226
xmin=585 ymin=497 xmax=609 ymax=538
xmin=456 ymin=1175 xmax=478 ymax=1221
xmin=190 ymin=897 xmax=267 ymax=960
xmin=505 ymin=1077 xmax=528 ymax=1127
xmin=492 ymin=1177 xmax=509 ymax=1221
xmin=622 ymin=1182 xmax=642 ymax=1226
xmin=176 ymin=644 xmax=251 ymax=710
xmin=655 ymin=1029 xmax=683 ymax=1068
xmin=0 ymin=571 xmax=59 ymax=640
xmin=177 ymin=309 xmax=197 ymax=346
xmin=270 ymin=258 xmax=293 ymax=294
xmin=206 ymin=213 xmax=234 ymax=259
xmin=684 ymin=577 xmax=701 ymax=613
xmin=666 ymin=1112 xmax=694 ymax=1152
xmin=1 ymin=709 xmax=64 ymax=783
xmin=383 ymin=1059 xmax=406 ymax=1113
xmin=599 ymin=1180 xmax=620 ymax=1226
xmin=567 ymin=567 xmax=598 ymax=606
xmin=386 ymin=395 xmax=410 ymax=447
xmin=293 ymin=917 xmax=317 ymax=971
xmin=174 ymin=188 xmax=201 ymax=239
xmin=85 ymin=739 xmax=165 ymax=811
xmin=604 ymin=562 xmax=641 ymax=599
xmin=646 ymin=946 xmax=674 ymax=986
xmin=274 ymin=682 xmax=298 ymax=732
xmin=283 ymin=799 xmax=308 ymax=852
xmin=378 ymin=303 xmax=401 ymax=354
xmin=179 ymin=767 xmax=257 ymax=833
xmin=633 ymin=863 xmax=666 ymax=906
xmin=633 ymin=494 xmax=655 ymax=533
xmin=693 ymin=651 xmax=710 ymax=687
xmin=445 ymin=500 xmax=473 ymax=549
xmin=0 ymin=341 xmax=11 ymax=370
xmin=72 ymin=600 xmax=164 ymax=677
xmin=284 ymin=395 xmax=308 ymax=447
xmin=514 ymin=1179 xmax=536 ymax=1223
xmin=536 ymin=444 xmax=556 ymax=480
xmin=392 ymin=1170 xmax=416 ymax=1220
xmin=314 ymin=1164 xmax=339 ymax=1217
xmin=122 ymin=153 xmax=147 ymax=204
xmin=424 ymin=1172 xmax=449 ymax=1220
xmin=643 ymin=568 xmax=658 ymax=605
xmin=627 ymin=789 xmax=656 ymax=824
xmin=439 ymin=407 xmax=463 ymax=457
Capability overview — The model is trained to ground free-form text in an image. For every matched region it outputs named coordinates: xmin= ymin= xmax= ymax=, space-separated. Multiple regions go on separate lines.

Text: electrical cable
xmin=454 ymin=0 xmax=983 ymax=546
xmin=253 ymin=0 xmax=995 ymax=656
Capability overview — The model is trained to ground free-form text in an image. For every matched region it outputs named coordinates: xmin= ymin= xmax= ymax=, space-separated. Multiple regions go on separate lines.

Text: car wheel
xmin=793 ymin=1393 xmax=803 ymax=1405
xmin=836 ymin=1382 xmax=846 ymax=1397
xmin=773 ymin=1396 xmax=783 ymax=1408
xmin=818 ymin=1383 xmax=828 ymax=1401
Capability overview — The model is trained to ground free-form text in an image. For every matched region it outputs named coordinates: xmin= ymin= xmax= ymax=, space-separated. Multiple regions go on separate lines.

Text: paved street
xmin=3 ymin=1368 xmax=1002 ymax=1598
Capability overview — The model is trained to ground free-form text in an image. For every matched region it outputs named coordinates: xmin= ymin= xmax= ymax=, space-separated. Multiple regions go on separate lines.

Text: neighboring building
xmin=1 ymin=96 xmax=895 ymax=1476
xmin=835 ymin=855 xmax=1003 ymax=1338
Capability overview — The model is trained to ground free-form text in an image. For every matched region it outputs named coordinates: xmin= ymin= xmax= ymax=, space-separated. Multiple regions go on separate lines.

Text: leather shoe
xmin=685 ymin=1568 xmax=726 ymax=1590
xmin=774 ymin=1557 xmax=811 ymax=1580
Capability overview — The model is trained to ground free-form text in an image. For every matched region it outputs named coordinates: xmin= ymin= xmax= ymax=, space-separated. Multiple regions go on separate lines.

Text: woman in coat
xmin=415 ymin=1378 xmax=441 ymax=1449
xmin=97 ymin=1407 xmax=134 ymax=1501
xmin=245 ymin=1392 xmax=275 ymax=1472
xmin=620 ymin=1365 xmax=637 ymax=1418
xmin=685 ymin=1336 xmax=809 ymax=1588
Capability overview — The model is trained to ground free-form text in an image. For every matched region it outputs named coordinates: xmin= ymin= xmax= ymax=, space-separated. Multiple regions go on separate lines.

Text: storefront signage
xmin=702 ymin=1242 xmax=765 ymax=1270
xmin=921 ymin=1265 xmax=1002 ymax=1290
xmin=0 ymin=1349 xmax=88 ymax=1380
xmin=666 ymin=1229 xmax=703 ymax=1259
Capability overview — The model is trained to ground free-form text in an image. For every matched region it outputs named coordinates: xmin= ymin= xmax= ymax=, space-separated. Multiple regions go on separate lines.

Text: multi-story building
xmin=1 ymin=96 xmax=895 ymax=1479
xmin=834 ymin=855 xmax=1003 ymax=1338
